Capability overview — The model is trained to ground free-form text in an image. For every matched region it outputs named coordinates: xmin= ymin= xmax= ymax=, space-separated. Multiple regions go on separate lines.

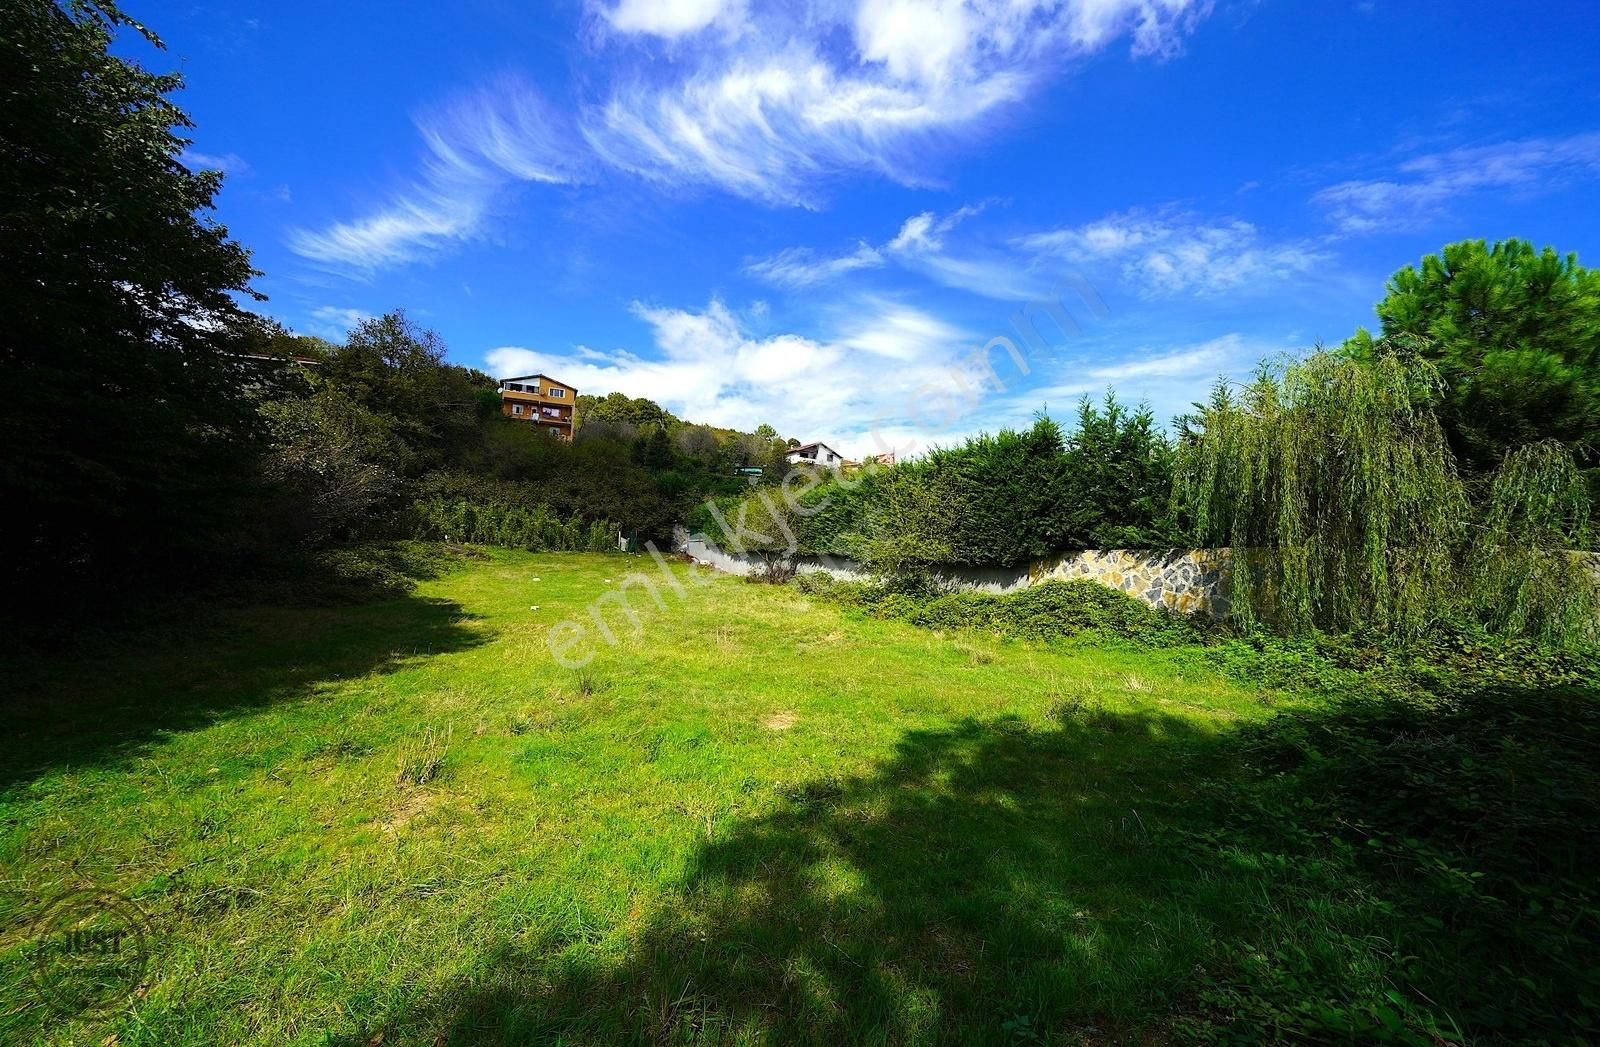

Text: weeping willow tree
xmin=1468 ymin=441 xmax=1598 ymax=645
xmin=1174 ymin=348 xmax=1468 ymax=637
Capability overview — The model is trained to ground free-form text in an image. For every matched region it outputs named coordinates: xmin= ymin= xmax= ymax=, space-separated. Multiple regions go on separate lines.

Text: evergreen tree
xmin=1344 ymin=239 xmax=1600 ymax=483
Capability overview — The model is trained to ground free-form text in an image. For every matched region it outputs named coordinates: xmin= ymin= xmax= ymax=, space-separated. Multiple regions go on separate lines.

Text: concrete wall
xmin=678 ymin=531 xmax=1231 ymax=618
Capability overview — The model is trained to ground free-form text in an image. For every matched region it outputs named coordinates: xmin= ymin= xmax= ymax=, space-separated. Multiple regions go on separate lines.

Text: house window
xmin=512 ymin=404 xmax=523 ymax=415
xmin=549 ymin=425 xmax=561 ymax=435
xmin=548 ymin=388 xmax=566 ymax=398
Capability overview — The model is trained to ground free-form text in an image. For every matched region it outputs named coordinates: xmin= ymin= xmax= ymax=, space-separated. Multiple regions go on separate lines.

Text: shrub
xmin=793 ymin=571 xmax=835 ymax=596
xmin=1173 ymin=349 xmax=1467 ymax=638
xmin=810 ymin=576 xmax=1203 ymax=647
xmin=407 ymin=497 xmax=615 ymax=552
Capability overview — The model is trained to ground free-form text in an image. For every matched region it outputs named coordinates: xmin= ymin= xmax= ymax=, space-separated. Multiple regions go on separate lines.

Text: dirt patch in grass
xmin=762 ymin=711 xmax=798 ymax=731
xmin=379 ymin=789 xmax=441 ymax=832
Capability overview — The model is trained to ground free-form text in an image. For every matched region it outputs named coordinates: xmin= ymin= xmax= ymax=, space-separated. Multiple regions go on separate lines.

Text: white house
xmin=786 ymin=440 xmax=846 ymax=469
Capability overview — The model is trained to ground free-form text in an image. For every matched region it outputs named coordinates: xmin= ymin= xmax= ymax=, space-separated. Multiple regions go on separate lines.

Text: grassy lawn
xmin=3 ymin=550 xmax=1332 ymax=1043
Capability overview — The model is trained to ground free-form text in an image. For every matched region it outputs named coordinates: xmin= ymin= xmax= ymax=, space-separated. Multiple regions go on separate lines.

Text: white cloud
xmin=1087 ymin=335 xmax=1235 ymax=380
xmin=181 ymin=149 xmax=249 ymax=175
xmin=1008 ymin=332 xmax=1281 ymax=426
xmin=749 ymin=202 xmax=1041 ymax=299
xmin=743 ymin=242 xmax=885 ymax=287
xmin=582 ymin=0 xmax=1214 ymax=206
xmin=1020 ymin=209 xmax=1327 ymax=296
xmin=288 ymin=78 xmax=583 ymax=271
xmin=296 ymin=1 xmax=1218 ymax=273
xmin=486 ymin=296 xmax=992 ymax=457
xmin=1313 ymin=132 xmax=1600 ymax=233
xmin=305 ymin=305 xmax=373 ymax=340
xmin=605 ymin=0 xmax=743 ymax=37
xmin=855 ymin=0 xmax=976 ymax=86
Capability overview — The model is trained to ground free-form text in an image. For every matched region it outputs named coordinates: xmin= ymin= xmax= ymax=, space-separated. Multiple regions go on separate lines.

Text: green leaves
xmin=3 ymin=0 xmax=263 ymax=609
xmin=1173 ymin=351 xmax=1467 ymax=637
xmin=1355 ymin=238 xmax=1600 ymax=478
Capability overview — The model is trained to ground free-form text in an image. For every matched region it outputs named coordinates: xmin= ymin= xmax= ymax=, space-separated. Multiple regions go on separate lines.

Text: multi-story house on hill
xmin=498 ymin=373 xmax=576 ymax=441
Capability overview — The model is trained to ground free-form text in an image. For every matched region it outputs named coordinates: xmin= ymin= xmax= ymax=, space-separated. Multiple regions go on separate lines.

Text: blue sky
xmin=149 ymin=0 xmax=1600 ymax=457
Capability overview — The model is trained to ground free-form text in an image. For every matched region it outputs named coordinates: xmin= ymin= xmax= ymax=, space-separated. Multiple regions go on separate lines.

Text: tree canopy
xmin=2 ymin=0 xmax=263 ymax=604
xmin=1343 ymin=238 xmax=1600 ymax=483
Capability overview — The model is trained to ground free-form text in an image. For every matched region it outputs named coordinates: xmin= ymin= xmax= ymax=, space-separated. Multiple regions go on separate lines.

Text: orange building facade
xmin=498 ymin=374 xmax=577 ymax=440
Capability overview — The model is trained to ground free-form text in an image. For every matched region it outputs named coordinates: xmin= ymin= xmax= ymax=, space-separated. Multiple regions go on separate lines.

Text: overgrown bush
xmin=1468 ymin=441 xmax=1599 ymax=645
xmin=1174 ymin=349 xmax=1467 ymax=638
xmin=407 ymin=497 xmax=614 ymax=552
xmin=689 ymin=398 xmax=1177 ymax=575
xmin=809 ymin=576 xmax=1203 ymax=647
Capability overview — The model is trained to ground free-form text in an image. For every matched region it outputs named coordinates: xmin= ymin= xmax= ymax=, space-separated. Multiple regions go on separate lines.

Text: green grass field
xmin=0 ymin=550 xmax=1472 ymax=1043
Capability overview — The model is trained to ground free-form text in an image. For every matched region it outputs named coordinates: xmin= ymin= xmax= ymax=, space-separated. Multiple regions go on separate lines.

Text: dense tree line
xmin=697 ymin=395 xmax=1178 ymax=572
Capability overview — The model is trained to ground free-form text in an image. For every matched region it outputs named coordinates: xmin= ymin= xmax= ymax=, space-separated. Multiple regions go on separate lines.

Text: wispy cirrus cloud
xmin=1312 ymin=132 xmax=1600 ymax=233
xmin=747 ymin=203 xmax=1047 ymax=300
xmin=1019 ymin=208 xmax=1328 ymax=296
xmin=584 ymin=0 xmax=1213 ymax=207
xmin=296 ymin=1 xmax=1219 ymax=274
xmin=304 ymin=305 xmax=374 ymax=340
xmin=751 ymin=202 xmax=1323 ymax=302
xmin=1009 ymin=332 xmax=1288 ymax=426
xmin=181 ymin=149 xmax=249 ymax=175
xmin=743 ymin=242 xmax=885 ymax=287
xmin=288 ymin=77 xmax=585 ymax=271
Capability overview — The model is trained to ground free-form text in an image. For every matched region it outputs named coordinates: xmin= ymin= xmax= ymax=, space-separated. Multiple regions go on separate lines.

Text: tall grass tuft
xmin=395 ymin=726 xmax=452 ymax=787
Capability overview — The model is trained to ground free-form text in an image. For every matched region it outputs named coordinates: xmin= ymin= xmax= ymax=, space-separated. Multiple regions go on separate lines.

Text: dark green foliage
xmin=575 ymin=391 xmax=671 ymax=433
xmin=901 ymin=416 xmax=1072 ymax=566
xmin=251 ymin=541 xmax=484 ymax=605
xmin=793 ymin=470 xmax=880 ymax=557
xmin=1 ymin=0 xmax=263 ymax=608
xmin=259 ymin=385 xmax=402 ymax=545
xmin=319 ymin=311 xmax=494 ymax=478
xmin=1174 ymin=351 xmax=1467 ymax=637
xmin=862 ymin=400 xmax=1177 ymax=570
xmin=803 ymin=574 xmax=1202 ymax=647
xmin=701 ymin=400 xmax=1177 ymax=576
xmin=1186 ymin=682 xmax=1600 ymax=1042
xmin=1062 ymin=395 xmax=1177 ymax=548
xmin=407 ymin=498 xmax=614 ymax=552
xmin=1468 ymin=441 xmax=1599 ymax=643
xmin=1344 ymin=238 xmax=1600 ymax=480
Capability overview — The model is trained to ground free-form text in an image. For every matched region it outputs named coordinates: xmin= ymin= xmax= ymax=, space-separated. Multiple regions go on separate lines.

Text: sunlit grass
xmin=2 ymin=549 xmax=1290 ymax=1044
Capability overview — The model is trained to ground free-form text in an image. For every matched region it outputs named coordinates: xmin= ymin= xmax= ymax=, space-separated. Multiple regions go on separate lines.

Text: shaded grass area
xmin=1 ymin=549 xmax=1594 ymax=1044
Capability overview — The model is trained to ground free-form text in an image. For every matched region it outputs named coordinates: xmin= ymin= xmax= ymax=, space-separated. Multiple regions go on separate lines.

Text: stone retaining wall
xmin=1033 ymin=548 xmax=1232 ymax=617
xmin=677 ymin=530 xmax=1232 ymax=618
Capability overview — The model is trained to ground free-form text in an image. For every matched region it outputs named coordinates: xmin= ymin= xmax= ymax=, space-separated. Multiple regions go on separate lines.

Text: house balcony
xmin=500 ymin=388 xmax=567 ymax=404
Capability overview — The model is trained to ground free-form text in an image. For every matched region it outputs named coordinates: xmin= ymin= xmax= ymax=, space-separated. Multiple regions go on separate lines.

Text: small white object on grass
xmin=529 ymin=605 xmax=540 ymax=611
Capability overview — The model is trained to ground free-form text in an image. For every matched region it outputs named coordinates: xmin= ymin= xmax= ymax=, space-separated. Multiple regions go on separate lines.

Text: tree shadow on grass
xmin=0 ymin=592 xmax=486 ymax=792
xmin=371 ymin=709 xmax=1248 ymax=1044
xmin=367 ymin=681 xmax=1600 ymax=1045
